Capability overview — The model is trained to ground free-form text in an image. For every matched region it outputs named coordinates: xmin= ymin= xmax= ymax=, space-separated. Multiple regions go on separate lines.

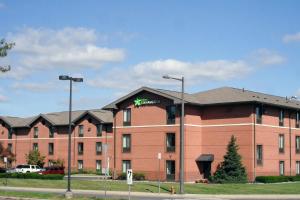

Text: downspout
xmin=113 ymin=109 xmax=117 ymax=179
xmin=253 ymin=104 xmax=256 ymax=182
xmin=289 ymin=111 xmax=292 ymax=176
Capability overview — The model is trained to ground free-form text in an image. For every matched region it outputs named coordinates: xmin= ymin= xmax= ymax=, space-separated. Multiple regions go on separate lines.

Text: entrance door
xmin=166 ymin=160 xmax=175 ymax=181
xmin=197 ymin=161 xmax=212 ymax=179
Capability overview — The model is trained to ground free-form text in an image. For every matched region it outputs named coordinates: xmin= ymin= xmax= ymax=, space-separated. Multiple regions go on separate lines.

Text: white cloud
xmin=11 ymin=82 xmax=55 ymax=92
xmin=0 ymin=94 xmax=8 ymax=102
xmin=283 ymin=32 xmax=300 ymax=43
xmin=251 ymin=49 xmax=285 ymax=65
xmin=87 ymin=59 xmax=251 ymax=90
xmin=4 ymin=27 xmax=125 ymax=79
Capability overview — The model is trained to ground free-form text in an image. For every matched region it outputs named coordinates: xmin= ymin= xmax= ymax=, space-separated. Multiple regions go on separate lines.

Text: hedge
xmin=0 ymin=173 xmax=64 ymax=180
xmin=117 ymin=172 xmax=145 ymax=181
xmin=255 ymin=176 xmax=300 ymax=183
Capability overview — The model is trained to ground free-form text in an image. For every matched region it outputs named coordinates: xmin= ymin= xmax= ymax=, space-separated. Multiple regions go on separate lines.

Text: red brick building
xmin=1 ymin=86 xmax=300 ymax=182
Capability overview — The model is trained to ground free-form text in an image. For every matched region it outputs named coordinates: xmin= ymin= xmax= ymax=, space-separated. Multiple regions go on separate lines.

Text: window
xmin=296 ymin=112 xmax=300 ymax=128
xmin=256 ymin=106 xmax=263 ymax=124
xmin=48 ymin=160 xmax=54 ymax=167
xmin=33 ymin=143 xmax=38 ymax=151
xmin=34 ymin=127 xmax=39 ymax=138
xmin=296 ymin=136 xmax=300 ymax=154
xmin=96 ymin=142 xmax=102 ymax=155
xmin=279 ymin=109 xmax=284 ymax=126
xmin=78 ymin=125 xmax=84 ymax=137
xmin=105 ymin=125 xmax=113 ymax=133
xmin=96 ymin=160 xmax=102 ymax=172
xmin=8 ymin=143 xmax=12 ymax=152
xmin=256 ymin=145 xmax=263 ymax=165
xmin=166 ymin=160 xmax=175 ymax=181
xmin=78 ymin=142 xmax=84 ymax=155
xmin=49 ymin=127 xmax=54 ymax=138
xmin=78 ymin=160 xmax=83 ymax=170
xmin=48 ymin=143 xmax=54 ymax=155
xmin=279 ymin=161 xmax=285 ymax=176
xmin=296 ymin=161 xmax=300 ymax=175
xmin=122 ymin=134 xmax=131 ymax=153
xmin=166 ymin=105 xmax=176 ymax=124
xmin=8 ymin=129 xmax=12 ymax=139
xmin=97 ymin=124 xmax=103 ymax=137
xmin=279 ymin=134 xmax=284 ymax=153
xmin=123 ymin=108 xmax=131 ymax=126
xmin=122 ymin=160 xmax=131 ymax=173
xmin=166 ymin=133 xmax=175 ymax=152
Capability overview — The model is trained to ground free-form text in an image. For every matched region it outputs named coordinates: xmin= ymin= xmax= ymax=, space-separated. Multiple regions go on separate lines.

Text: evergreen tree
xmin=210 ymin=135 xmax=247 ymax=183
xmin=0 ymin=39 xmax=15 ymax=72
xmin=26 ymin=150 xmax=45 ymax=167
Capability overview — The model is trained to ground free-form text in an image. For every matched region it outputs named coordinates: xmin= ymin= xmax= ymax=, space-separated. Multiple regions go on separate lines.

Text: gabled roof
xmin=0 ymin=109 xmax=113 ymax=129
xmin=103 ymin=86 xmax=300 ymax=110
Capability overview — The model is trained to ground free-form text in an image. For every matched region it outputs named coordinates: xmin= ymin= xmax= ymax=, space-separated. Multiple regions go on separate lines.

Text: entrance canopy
xmin=196 ymin=154 xmax=214 ymax=162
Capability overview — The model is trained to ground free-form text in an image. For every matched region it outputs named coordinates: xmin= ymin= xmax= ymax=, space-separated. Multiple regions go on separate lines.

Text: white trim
xmin=115 ymin=124 xmax=180 ymax=129
xmin=0 ymin=136 xmax=113 ymax=141
xmin=185 ymin=123 xmax=253 ymax=127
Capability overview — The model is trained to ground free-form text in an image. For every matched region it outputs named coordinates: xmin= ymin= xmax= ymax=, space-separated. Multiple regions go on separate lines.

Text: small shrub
xmin=256 ymin=176 xmax=292 ymax=183
xmin=0 ymin=173 xmax=64 ymax=180
xmin=133 ymin=172 xmax=145 ymax=181
xmin=117 ymin=172 xmax=126 ymax=180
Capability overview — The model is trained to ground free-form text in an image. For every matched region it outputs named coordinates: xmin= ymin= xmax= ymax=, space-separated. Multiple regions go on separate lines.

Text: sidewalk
xmin=0 ymin=186 xmax=300 ymax=199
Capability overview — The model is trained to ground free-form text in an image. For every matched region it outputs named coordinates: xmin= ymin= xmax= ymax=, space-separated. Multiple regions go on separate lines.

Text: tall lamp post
xmin=162 ymin=75 xmax=184 ymax=194
xmin=59 ymin=75 xmax=83 ymax=198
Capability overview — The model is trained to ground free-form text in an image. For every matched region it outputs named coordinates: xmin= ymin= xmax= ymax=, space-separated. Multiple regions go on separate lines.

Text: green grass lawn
xmin=1 ymin=178 xmax=300 ymax=194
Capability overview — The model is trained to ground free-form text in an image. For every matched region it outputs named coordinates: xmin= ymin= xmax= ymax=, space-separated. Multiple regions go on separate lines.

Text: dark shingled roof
xmin=0 ymin=109 xmax=113 ymax=128
xmin=103 ymin=86 xmax=300 ymax=110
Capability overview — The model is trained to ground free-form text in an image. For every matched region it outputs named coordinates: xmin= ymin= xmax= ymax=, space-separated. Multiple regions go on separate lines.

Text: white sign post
xmin=3 ymin=157 xmax=7 ymax=186
xmin=157 ymin=153 xmax=161 ymax=194
xmin=127 ymin=169 xmax=133 ymax=200
xmin=102 ymin=144 xmax=108 ymax=200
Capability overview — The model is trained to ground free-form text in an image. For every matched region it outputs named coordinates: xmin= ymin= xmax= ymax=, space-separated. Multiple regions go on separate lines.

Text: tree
xmin=210 ymin=135 xmax=247 ymax=183
xmin=26 ymin=150 xmax=45 ymax=167
xmin=49 ymin=158 xmax=64 ymax=167
xmin=0 ymin=142 xmax=15 ymax=168
xmin=0 ymin=39 xmax=15 ymax=72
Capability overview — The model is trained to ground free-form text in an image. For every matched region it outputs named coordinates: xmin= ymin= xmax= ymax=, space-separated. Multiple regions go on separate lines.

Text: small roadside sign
xmin=3 ymin=157 xmax=7 ymax=163
xmin=127 ymin=169 xmax=133 ymax=185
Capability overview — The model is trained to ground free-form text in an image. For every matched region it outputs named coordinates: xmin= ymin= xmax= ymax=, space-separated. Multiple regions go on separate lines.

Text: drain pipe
xmin=289 ymin=111 xmax=292 ymax=176
xmin=253 ymin=104 xmax=256 ymax=182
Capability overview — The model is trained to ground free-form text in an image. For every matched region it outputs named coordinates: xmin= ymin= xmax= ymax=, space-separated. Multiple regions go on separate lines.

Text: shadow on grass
xmin=144 ymin=183 xmax=171 ymax=193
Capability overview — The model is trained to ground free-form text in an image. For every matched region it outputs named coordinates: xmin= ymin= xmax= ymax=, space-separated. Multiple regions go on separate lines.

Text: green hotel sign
xmin=134 ymin=97 xmax=160 ymax=107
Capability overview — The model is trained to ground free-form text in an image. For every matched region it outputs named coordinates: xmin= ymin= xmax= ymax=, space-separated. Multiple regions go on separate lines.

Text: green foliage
xmin=0 ymin=173 xmax=64 ymax=180
xmin=117 ymin=172 xmax=146 ymax=180
xmin=0 ymin=142 xmax=15 ymax=167
xmin=25 ymin=150 xmax=45 ymax=167
xmin=49 ymin=158 xmax=64 ymax=167
xmin=210 ymin=135 xmax=248 ymax=183
xmin=256 ymin=176 xmax=300 ymax=183
xmin=0 ymin=39 xmax=15 ymax=72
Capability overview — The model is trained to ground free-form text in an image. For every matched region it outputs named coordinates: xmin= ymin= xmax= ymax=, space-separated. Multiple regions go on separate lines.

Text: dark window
xmin=296 ymin=112 xmax=300 ymax=128
xmin=166 ymin=160 xmax=175 ymax=181
xmin=96 ymin=160 xmax=102 ymax=172
xmin=96 ymin=142 xmax=102 ymax=155
xmin=279 ymin=134 xmax=284 ymax=153
xmin=105 ymin=125 xmax=113 ymax=133
xmin=78 ymin=160 xmax=83 ymax=170
xmin=34 ymin=127 xmax=39 ymax=138
xmin=296 ymin=161 xmax=300 ymax=175
xmin=256 ymin=145 xmax=263 ymax=165
xmin=8 ymin=129 xmax=13 ymax=139
xmin=256 ymin=106 xmax=263 ymax=124
xmin=279 ymin=109 xmax=284 ymax=126
xmin=166 ymin=105 xmax=176 ymax=124
xmin=8 ymin=143 xmax=12 ymax=152
xmin=122 ymin=134 xmax=131 ymax=153
xmin=33 ymin=143 xmax=38 ymax=151
xmin=48 ymin=143 xmax=54 ymax=155
xmin=78 ymin=142 xmax=84 ymax=155
xmin=49 ymin=127 xmax=54 ymax=138
xmin=279 ymin=161 xmax=284 ymax=176
xmin=123 ymin=108 xmax=131 ymax=126
xmin=97 ymin=124 xmax=103 ymax=137
xmin=122 ymin=160 xmax=131 ymax=173
xmin=166 ymin=133 xmax=175 ymax=152
xmin=78 ymin=125 xmax=84 ymax=137
xmin=296 ymin=136 xmax=300 ymax=154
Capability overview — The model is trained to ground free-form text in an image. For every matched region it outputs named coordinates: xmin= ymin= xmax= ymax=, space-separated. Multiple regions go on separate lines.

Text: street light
xmin=162 ymin=75 xmax=185 ymax=194
xmin=59 ymin=75 xmax=83 ymax=198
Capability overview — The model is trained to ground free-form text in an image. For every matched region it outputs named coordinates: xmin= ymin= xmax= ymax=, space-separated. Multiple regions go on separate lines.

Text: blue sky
xmin=1 ymin=0 xmax=300 ymax=117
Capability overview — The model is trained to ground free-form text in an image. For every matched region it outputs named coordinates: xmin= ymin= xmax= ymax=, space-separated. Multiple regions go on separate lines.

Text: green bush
xmin=133 ymin=172 xmax=145 ymax=181
xmin=0 ymin=173 xmax=64 ymax=180
xmin=117 ymin=172 xmax=127 ymax=180
xmin=255 ymin=176 xmax=299 ymax=183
